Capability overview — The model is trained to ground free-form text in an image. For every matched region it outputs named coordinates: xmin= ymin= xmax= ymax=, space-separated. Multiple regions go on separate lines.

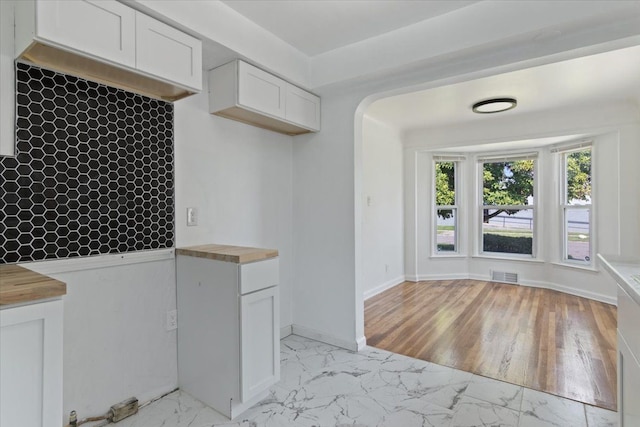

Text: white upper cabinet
xmin=209 ymin=60 xmax=320 ymax=135
xmin=14 ymin=0 xmax=202 ymax=101
xmin=35 ymin=0 xmax=136 ymax=67
xmin=135 ymin=12 xmax=202 ymax=91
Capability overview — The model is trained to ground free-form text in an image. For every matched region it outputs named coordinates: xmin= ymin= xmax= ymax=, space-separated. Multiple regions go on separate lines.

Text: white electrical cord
xmin=63 ymin=387 xmax=179 ymax=427
xmin=64 ymin=410 xmax=109 ymax=427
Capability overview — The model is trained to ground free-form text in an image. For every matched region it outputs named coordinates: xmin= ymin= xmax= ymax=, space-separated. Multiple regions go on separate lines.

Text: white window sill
xmin=550 ymin=262 xmax=598 ymax=273
xmin=472 ymin=254 xmax=545 ymax=264
xmin=429 ymin=254 xmax=468 ymax=259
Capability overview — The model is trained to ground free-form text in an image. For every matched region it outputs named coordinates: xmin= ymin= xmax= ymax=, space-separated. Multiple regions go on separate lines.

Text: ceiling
xmin=365 ymin=45 xmax=640 ymax=132
xmin=215 ymin=1 xmax=639 ymax=133
xmin=135 ymin=1 xmax=640 ymax=90
xmin=221 ymin=0 xmax=478 ymax=56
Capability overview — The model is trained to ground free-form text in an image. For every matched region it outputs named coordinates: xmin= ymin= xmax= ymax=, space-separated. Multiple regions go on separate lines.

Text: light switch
xmin=186 ymin=207 xmax=198 ymax=226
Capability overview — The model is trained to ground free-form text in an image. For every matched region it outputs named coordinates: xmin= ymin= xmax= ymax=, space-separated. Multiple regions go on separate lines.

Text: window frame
xmin=557 ymin=144 xmax=594 ymax=266
xmin=476 ymin=152 xmax=538 ymax=260
xmin=432 ymin=155 xmax=463 ymax=256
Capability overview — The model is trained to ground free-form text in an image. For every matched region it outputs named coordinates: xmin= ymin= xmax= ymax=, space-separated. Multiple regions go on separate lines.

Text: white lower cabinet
xmin=618 ymin=332 xmax=640 ymax=427
xmin=177 ymin=254 xmax=280 ymax=419
xmin=0 ymin=299 xmax=64 ymax=427
xmin=618 ymin=283 xmax=640 ymax=427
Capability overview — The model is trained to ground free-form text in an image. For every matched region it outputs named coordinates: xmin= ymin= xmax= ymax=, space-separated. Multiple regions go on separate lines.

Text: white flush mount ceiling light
xmin=472 ymin=97 xmax=517 ymax=114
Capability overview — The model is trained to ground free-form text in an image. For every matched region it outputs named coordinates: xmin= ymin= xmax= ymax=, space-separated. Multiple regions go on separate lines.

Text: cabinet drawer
xmin=618 ymin=284 xmax=640 ymax=358
xmin=239 ymin=258 xmax=279 ymax=295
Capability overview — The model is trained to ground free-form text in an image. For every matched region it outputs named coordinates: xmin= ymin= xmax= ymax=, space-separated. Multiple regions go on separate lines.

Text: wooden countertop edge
xmin=176 ymin=245 xmax=278 ymax=264
xmin=0 ymin=265 xmax=67 ymax=306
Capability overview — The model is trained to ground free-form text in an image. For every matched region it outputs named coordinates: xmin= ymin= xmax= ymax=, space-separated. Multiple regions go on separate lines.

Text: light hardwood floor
xmin=365 ymin=279 xmax=618 ymax=410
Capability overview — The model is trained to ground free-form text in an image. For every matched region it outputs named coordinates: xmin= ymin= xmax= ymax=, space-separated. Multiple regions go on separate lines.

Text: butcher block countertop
xmin=0 ymin=264 xmax=66 ymax=306
xmin=176 ymin=244 xmax=278 ymax=264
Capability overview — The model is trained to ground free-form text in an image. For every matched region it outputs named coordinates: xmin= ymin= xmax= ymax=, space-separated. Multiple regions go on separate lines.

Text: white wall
xmin=618 ymin=120 xmax=640 ymax=257
xmin=292 ymin=90 xmax=364 ymax=350
xmin=361 ymin=115 xmax=404 ymax=299
xmin=25 ymin=254 xmax=177 ymax=420
xmin=174 ymin=75 xmax=294 ymax=330
xmin=403 ymin=102 xmax=640 ymax=303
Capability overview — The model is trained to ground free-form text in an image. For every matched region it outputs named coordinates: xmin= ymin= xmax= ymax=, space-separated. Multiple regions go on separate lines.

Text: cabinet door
xmin=135 ymin=12 xmax=202 ymax=90
xmin=238 ymin=61 xmax=287 ymax=119
xmin=285 ymin=84 xmax=321 ymax=131
xmin=619 ymin=332 xmax=640 ymax=427
xmin=240 ymin=286 xmax=280 ymax=402
xmin=36 ymin=0 xmax=135 ymax=67
xmin=0 ymin=300 xmax=63 ymax=427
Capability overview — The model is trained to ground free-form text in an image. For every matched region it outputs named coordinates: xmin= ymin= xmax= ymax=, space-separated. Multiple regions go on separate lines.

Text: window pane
xmin=437 ymin=209 xmax=456 ymax=252
xmin=435 ymin=162 xmax=455 ymax=205
xmin=566 ymin=149 xmax=591 ymax=205
xmin=482 ymin=208 xmax=533 ymax=255
xmin=483 ymin=160 xmax=535 ymax=205
xmin=565 ymin=208 xmax=590 ymax=262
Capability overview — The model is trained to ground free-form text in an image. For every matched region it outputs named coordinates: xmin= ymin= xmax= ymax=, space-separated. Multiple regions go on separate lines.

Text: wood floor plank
xmin=364 ymin=279 xmax=617 ymax=410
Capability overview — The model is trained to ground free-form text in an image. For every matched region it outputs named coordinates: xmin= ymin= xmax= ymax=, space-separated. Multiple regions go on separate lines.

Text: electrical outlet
xmin=166 ymin=310 xmax=177 ymax=331
xmin=186 ymin=207 xmax=198 ymax=226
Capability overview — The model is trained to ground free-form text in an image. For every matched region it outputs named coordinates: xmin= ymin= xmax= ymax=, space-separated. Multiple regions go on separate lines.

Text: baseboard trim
xmin=524 ymin=278 xmax=616 ymax=305
xmin=414 ymin=273 xmax=471 ymax=281
xmin=291 ymin=324 xmax=360 ymax=352
xmin=363 ymin=275 xmax=406 ymax=300
xmin=355 ymin=335 xmax=367 ymax=351
xmin=467 ymin=274 xmax=616 ymax=305
xmin=411 ymin=273 xmax=615 ymax=305
xmin=280 ymin=325 xmax=293 ymax=339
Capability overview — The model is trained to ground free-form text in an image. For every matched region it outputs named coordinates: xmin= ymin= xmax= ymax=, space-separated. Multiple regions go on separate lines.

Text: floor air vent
xmin=491 ymin=270 xmax=518 ymax=284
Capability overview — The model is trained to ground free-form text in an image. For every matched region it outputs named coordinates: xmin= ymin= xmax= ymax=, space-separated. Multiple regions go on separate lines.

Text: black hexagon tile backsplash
xmin=0 ymin=63 xmax=174 ymax=264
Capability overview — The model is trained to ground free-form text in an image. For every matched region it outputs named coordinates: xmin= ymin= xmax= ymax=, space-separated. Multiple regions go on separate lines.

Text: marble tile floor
xmin=110 ymin=335 xmax=617 ymax=427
